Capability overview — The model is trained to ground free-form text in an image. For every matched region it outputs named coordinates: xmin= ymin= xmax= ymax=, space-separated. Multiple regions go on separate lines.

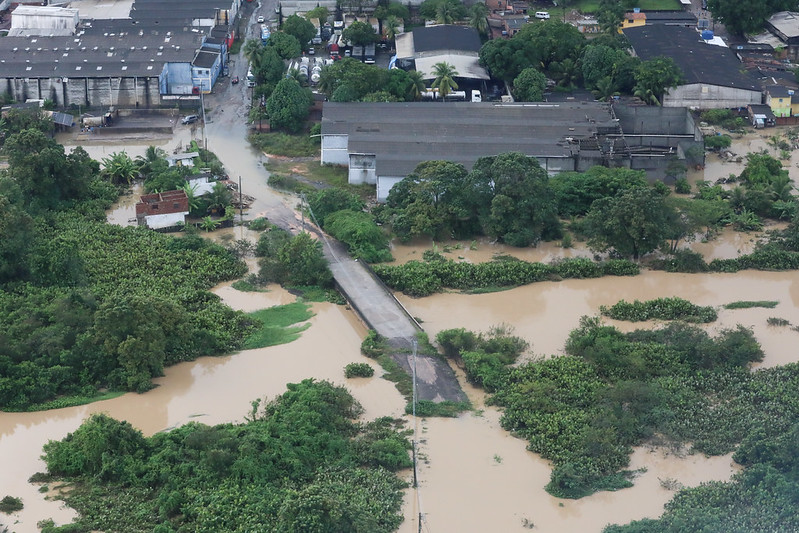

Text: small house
xmin=766 ymin=84 xmax=793 ymax=117
xmin=166 ymin=152 xmax=200 ymax=167
xmin=135 ymin=190 xmax=190 ymax=229
xmin=747 ymin=104 xmax=777 ymax=128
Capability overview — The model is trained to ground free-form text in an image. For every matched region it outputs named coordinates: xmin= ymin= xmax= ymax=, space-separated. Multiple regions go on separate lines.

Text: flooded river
xmin=3 ymin=126 xmax=796 ymax=532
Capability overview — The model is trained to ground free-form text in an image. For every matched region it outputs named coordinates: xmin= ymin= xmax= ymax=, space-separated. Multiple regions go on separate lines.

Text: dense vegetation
xmin=377 ymin=153 xmax=564 ymax=247
xmin=40 ymin=380 xmax=412 ymax=532
xmin=373 ymin=254 xmax=639 ymax=297
xmin=440 ymin=319 xmax=778 ymax=500
xmin=306 ymin=188 xmax=393 ymax=263
xmin=256 ymin=225 xmax=334 ymax=288
xmin=600 ymin=297 xmax=717 ymax=323
xmin=0 ymin=112 xmax=252 ymax=409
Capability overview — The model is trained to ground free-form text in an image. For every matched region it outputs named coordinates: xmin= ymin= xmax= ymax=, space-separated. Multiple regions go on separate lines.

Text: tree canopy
xmin=266 ymin=31 xmax=302 ymax=60
xmin=512 ymin=68 xmax=546 ymax=102
xmin=266 ymin=78 xmax=312 ymax=133
xmin=282 ymin=14 xmax=316 ymax=46
xmin=633 ymin=56 xmax=684 ymax=106
xmin=479 ymin=20 xmax=585 ymax=81
xmin=706 ymin=0 xmax=793 ymax=36
xmin=342 ymin=20 xmax=379 ymax=46
xmin=585 ymin=186 xmax=676 ymax=259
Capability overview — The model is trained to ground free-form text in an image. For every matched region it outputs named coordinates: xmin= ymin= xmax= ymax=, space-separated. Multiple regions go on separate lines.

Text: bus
xmin=246 ymin=68 xmax=256 ymax=87
xmin=364 ymin=43 xmax=375 ymax=64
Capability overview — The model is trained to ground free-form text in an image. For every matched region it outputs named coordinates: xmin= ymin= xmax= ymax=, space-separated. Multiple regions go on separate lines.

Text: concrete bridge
xmin=309 ymin=229 xmax=467 ymax=405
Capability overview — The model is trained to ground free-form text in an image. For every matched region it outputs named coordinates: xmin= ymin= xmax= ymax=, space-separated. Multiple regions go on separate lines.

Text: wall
xmin=321 ymin=134 xmax=349 ymax=165
xmin=377 ymin=175 xmax=403 ymax=202
xmin=348 ymin=153 xmax=376 ymax=185
xmin=664 ymin=83 xmax=761 ymax=109
xmin=162 ymin=62 xmax=195 ymax=96
xmin=144 ymin=211 xmax=188 ymax=229
xmin=0 ymin=76 xmax=161 ymax=108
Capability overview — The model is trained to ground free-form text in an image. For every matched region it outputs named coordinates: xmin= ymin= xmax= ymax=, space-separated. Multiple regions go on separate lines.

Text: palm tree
xmin=431 ymin=62 xmax=459 ymax=100
xmin=551 ymin=58 xmax=580 ymax=89
xmin=135 ymin=145 xmax=167 ymax=177
xmin=436 ymin=2 xmax=456 ymax=24
xmin=181 ymin=182 xmax=200 ymax=215
xmin=469 ymin=3 xmax=488 ymax=37
xmin=633 ymin=85 xmax=660 ymax=106
xmin=242 ymin=39 xmax=263 ymax=66
xmin=592 ymin=76 xmax=619 ymax=102
xmin=384 ymin=15 xmax=401 ymax=50
xmin=101 ymin=151 xmax=139 ymax=185
xmin=407 ymin=70 xmax=426 ymax=101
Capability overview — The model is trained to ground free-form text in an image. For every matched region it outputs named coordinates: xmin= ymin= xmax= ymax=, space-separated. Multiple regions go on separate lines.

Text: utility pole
xmin=239 ymin=175 xmax=243 ymax=222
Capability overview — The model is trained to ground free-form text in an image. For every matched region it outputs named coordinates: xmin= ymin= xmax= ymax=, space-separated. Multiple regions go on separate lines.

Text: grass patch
xmin=3 ymin=391 xmax=126 ymax=413
xmin=231 ymin=279 xmax=267 ymax=292
xmin=374 ymin=353 xmax=413 ymax=398
xmin=267 ymin=173 xmax=317 ymax=194
xmin=243 ymin=302 xmax=314 ymax=349
xmin=574 ymin=0 xmax=680 ymax=12
xmin=266 ymin=160 xmax=372 ymax=199
xmin=249 ymin=132 xmax=319 ymax=157
xmin=287 ymin=285 xmax=345 ymax=304
xmin=724 ymin=300 xmax=779 ymax=309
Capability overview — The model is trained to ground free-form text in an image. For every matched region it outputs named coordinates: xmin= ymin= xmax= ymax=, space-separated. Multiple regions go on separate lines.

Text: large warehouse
xmin=321 ymin=101 xmax=703 ymax=201
xmin=0 ymin=0 xmax=240 ymax=108
xmin=624 ymin=25 xmax=761 ymax=109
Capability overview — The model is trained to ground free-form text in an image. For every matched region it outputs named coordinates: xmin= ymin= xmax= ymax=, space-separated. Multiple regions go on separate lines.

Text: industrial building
xmin=0 ymin=0 xmax=240 ymax=109
xmin=321 ymin=101 xmax=703 ymax=201
xmin=624 ymin=25 xmax=761 ymax=109
xmin=394 ymin=25 xmax=489 ymax=81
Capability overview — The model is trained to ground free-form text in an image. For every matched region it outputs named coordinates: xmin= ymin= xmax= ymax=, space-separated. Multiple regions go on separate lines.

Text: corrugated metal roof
xmin=323 ymin=101 xmax=615 ymax=175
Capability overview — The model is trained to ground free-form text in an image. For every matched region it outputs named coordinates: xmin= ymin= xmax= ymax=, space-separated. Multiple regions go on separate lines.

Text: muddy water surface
xmin=399 ymin=269 xmax=799 ymax=366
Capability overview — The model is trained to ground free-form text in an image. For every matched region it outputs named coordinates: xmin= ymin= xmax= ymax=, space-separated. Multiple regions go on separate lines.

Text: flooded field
xmin=3 ymin=123 xmax=798 ymax=533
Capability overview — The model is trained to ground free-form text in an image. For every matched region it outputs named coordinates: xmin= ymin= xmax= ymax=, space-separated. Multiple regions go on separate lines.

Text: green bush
xmin=704 ymin=134 xmax=732 ymax=151
xmin=247 ymin=217 xmax=271 ymax=231
xmin=653 ymin=249 xmax=709 ymax=273
xmin=0 ymin=495 xmax=23 ymax=513
xmin=324 ymin=209 xmax=393 ymax=263
xmin=674 ymin=177 xmax=691 ymax=194
xmin=361 ymin=330 xmax=387 ymax=358
xmin=307 ymin=187 xmax=364 ymax=227
xmin=600 ymin=297 xmax=717 ymax=323
xmin=344 ymin=362 xmax=375 ymax=378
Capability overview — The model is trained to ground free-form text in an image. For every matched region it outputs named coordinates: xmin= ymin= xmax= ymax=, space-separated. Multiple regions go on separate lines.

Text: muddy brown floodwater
xmin=4 ymin=125 xmax=797 ymax=533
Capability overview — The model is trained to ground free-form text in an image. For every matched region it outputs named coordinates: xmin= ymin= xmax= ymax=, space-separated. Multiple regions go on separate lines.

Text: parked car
xmin=535 ymin=11 xmax=550 ymax=19
xmin=257 ymin=15 xmax=265 ymax=23
xmin=307 ymin=47 xmax=315 ymax=55
xmin=181 ymin=114 xmax=199 ymax=125
xmin=232 ymin=75 xmax=239 ymax=84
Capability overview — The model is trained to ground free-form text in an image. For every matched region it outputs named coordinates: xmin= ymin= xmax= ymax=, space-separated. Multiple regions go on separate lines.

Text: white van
xmin=535 ymin=11 xmax=550 ymax=19
xmin=471 ymin=90 xmax=482 ymax=102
